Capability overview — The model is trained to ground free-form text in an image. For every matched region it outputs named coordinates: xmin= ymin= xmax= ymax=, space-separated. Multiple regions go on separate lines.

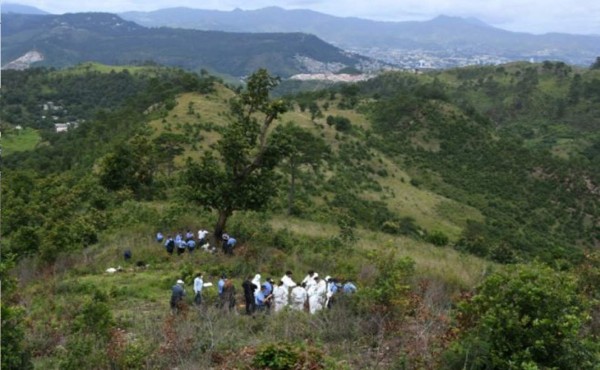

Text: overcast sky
xmin=6 ymin=0 xmax=600 ymax=35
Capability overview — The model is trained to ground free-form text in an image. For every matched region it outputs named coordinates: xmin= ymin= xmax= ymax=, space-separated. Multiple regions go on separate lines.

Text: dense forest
xmin=1 ymin=62 xmax=598 ymax=369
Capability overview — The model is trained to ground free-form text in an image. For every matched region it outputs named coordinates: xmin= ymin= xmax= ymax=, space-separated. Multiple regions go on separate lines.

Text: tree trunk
xmin=287 ymin=160 xmax=296 ymax=215
xmin=214 ymin=208 xmax=231 ymax=244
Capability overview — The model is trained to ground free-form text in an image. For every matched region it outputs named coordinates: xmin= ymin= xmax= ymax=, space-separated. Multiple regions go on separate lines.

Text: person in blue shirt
xmin=185 ymin=230 xmax=194 ymax=242
xmin=186 ymin=238 xmax=196 ymax=253
xmin=175 ymin=233 xmax=184 ymax=255
xmin=342 ymin=281 xmax=357 ymax=294
xmin=218 ymin=274 xmax=227 ymax=297
xmin=262 ymin=278 xmax=274 ymax=311
xmin=255 ymin=285 xmax=272 ymax=313
xmin=225 ymin=236 xmax=237 ymax=255
xmin=156 ymin=232 xmax=164 ymax=243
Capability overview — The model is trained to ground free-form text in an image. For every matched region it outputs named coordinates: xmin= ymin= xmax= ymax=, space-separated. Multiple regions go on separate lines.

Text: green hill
xmin=1 ymin=63 xmax=598 ymax=369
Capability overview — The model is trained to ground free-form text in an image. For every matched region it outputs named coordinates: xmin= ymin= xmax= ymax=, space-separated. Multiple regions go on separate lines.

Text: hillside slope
xmin=1 ymin=64 xmax=599 ymax=369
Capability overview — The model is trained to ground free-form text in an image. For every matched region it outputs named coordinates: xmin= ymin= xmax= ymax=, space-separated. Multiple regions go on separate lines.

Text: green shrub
xmin=253 ymin=342 xmax=327 ymax=370
xmin=444 ymin=263 xmax=599 ymax=369
xmin=426 ymin=230 xmax=449 ymax=246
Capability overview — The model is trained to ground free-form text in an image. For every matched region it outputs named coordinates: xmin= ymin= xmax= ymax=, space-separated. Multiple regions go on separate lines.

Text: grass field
xmin=1 ymin=127 xmax=41 ymax=154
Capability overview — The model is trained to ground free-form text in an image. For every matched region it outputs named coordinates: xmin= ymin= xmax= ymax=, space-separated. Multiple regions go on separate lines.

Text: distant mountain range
xmin=2 ymin=2 xmax=49 ymax=15
xmin=119 ymin=6 xmax=600 ymax=66
xmin=3 ymin=3 xmax=600 ymax=70
xmin=1 ymin=12 xmax=378 ymax=77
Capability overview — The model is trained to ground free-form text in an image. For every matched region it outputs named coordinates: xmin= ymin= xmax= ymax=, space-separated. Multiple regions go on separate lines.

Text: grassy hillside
xmin=1 ymin=64 xmax=598 ymax=369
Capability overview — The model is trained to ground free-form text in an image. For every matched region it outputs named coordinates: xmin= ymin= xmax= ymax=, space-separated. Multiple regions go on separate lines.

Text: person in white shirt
xmin=281 ymin=271 xmax=297 ymax=289
xmin=307 ymin=276 xmax=327 ymax=314
xmin=197 ymin=229 xmax=209 ymax=245
xmin=193 ymin=273 xmax=204 ymax=305
xmin=272 ymin=281 xmax=289 ymax=312
xmin=252 ymin=274 xmax=262 ymax=296
xmin=301 ymin=271 xmax=318 ymax=290
xmin=290 ymin=283 xmax=308 ymax=311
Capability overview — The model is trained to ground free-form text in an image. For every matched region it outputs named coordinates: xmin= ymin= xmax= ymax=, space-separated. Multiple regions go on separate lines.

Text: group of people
xmin=158 ymin=229 xmax=237 ymax=255
xmin=170 ymin=270 xmax=358 ymax=315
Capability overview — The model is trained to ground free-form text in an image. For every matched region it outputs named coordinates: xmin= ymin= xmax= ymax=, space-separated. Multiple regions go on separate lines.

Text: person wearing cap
xmin=170 ymin=279 xmax=186 ymax=314
xmin=193 ymin=273 xmax=204 ymax=306
xmin=221 ymin=233 xmax=229 ymax=254
xmin=273 ymin=280 xmax=289 ymax=313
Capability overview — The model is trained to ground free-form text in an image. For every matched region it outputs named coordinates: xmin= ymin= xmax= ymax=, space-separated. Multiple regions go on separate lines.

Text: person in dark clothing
xmin=164 ymin=236 xmax=175 ymax=255
xmin=242 ymin=276 xmax=258 ymax=315
xmin=221 ymin=279 xmax=236 ymax=312
xmin=170 ymin=279 xmax=186 ymax=314
xmin=221 ymin=233 xmax=230 ymax=254
xmin=123 ymin=249 xmax=132 ymax=261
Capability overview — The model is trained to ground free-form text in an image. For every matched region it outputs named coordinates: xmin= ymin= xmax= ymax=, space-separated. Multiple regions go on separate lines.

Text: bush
xmin=426 ymin=230 xmax=449 ymax=246
xmin=444 ymin=263 xmax=599 ymax=369
xmin=253 ymin=342 xmax=327 ymax=370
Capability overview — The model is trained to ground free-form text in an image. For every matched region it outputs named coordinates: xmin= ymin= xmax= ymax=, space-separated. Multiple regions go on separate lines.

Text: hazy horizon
xmin=3 ymin=1 xmax=600 ymax=36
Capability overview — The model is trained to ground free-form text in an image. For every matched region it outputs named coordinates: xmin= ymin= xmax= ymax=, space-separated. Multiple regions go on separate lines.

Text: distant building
xmin=55 ymin=122 xmax=79 ymax=133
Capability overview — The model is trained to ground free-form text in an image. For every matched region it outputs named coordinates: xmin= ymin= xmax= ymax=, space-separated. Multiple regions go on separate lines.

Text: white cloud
xmin=8 ymin=0 xmax=600 ymax=35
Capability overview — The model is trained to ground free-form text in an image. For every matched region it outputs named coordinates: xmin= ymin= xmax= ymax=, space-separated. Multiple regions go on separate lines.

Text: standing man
xmin=193 ymin=273 xmax=204 ymax=306
xmin=307 ymin=276 xmax=326 ymax=314
xmin=170 ymin=279 xmax=186 ymax=314
xmin=218 ymin=274 xmax=227 ymax=299
xmin=164 ymin=235 xmax=175 ymax=255
xmin=281 ymin=271 xmax=297 ymax=289
xmin=197 ymin=229 xmax=209 ymax=246
xmin=290 ymin=283 xmax=308 ymax=311
xmin=242 ymin=275 xmax=258 ymax=315
xmin=262 ymin=278 xmax=274 ymax=312
xmin=186 ymin=238 xmax=196 ymax=253
xmin=273 ymin=280 xmax=289 ymax=313
xmin=221 ymin=279 xmax=237 ymax=312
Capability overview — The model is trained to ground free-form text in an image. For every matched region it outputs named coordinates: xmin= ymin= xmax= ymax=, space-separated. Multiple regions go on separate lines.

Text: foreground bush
xmin=444 ymin=263 xmax=600 ymax=369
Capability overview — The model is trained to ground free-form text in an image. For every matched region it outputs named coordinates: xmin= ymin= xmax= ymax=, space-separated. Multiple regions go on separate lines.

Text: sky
xmin=5 ymin=0 xmax=600 ymax=35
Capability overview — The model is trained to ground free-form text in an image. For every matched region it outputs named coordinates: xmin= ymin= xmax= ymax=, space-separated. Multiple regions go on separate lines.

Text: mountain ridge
xmin=1 ymin=12 xmax=382 ymax=77
xmin=119 ymin=6 xmax=600 ymax=66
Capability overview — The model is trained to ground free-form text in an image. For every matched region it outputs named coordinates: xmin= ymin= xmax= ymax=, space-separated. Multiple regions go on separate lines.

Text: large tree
xmin=182 ymin=69 xmax=288 ymax=240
